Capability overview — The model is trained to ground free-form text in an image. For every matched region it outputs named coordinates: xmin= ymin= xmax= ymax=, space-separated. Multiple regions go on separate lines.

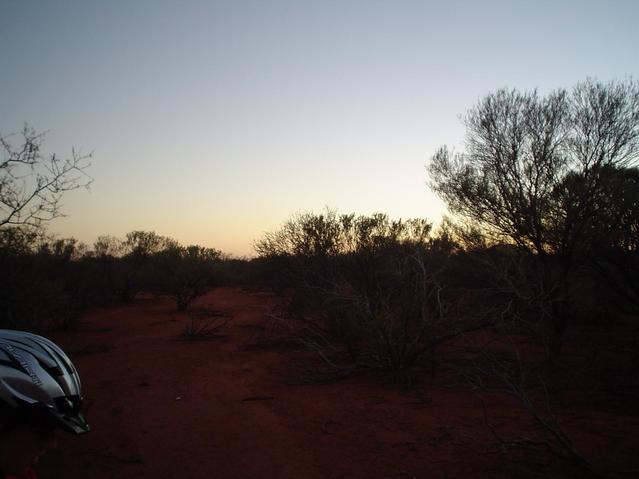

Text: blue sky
xmin=1 ymin=0 xmax=638 ymax=256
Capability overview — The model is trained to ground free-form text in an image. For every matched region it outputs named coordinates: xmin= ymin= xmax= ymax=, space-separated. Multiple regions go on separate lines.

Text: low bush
xmin=255 ymin=210 xmax=493 ymax=382
xmin=150 ymin=244 xmax=224 ymax=311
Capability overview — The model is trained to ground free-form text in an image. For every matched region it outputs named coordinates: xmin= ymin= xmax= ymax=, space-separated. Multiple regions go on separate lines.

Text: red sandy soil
xmin=38 ymin=287 xmax=638 ymax=479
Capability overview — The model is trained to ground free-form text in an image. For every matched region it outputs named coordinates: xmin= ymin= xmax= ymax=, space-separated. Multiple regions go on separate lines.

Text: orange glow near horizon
xmin=3 ymin=2 xmax=637 ymax=256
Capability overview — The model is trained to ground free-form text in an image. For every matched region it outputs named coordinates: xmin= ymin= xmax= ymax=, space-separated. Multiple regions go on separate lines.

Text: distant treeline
xmin=0 ymin=229 xmax=251 ymax=330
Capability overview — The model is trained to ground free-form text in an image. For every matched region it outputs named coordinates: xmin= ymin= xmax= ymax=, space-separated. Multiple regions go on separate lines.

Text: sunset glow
xmin=2 ymin=0 xmax=638 ymax=256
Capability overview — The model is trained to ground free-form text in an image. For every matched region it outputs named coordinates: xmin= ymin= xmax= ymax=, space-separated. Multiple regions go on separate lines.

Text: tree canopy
xmin=428 ymin=79 xmax=639 ymax=259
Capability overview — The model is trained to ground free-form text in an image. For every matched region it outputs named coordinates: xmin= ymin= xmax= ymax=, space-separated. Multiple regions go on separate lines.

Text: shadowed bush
xmin=150 ymin=244 xmax=224 ymax=311
xmin=255 ymin=210 xmax=495 ymax=382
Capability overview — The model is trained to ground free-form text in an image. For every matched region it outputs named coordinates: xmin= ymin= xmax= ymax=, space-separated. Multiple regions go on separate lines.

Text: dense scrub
xmin=253 ymin=206 xmax=639 ymax=476
xmin=0 ymin=228 xmax=246 ymax=331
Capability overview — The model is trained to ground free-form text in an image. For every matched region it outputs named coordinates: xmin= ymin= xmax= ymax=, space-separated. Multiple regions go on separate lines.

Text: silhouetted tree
xmin=0 ymin=125 xmax=91 ymax=330
xmin=153 ymin=244 xmax=224 ymax=311
xmin=0 ymin=230 xmax=94 ymax=330
xmin=428 ymin=78 xmax=639 ymax=360
xmin=1 ymin=125 xmax=91 ymax=230
xmin=115 ymin=231 xmax=176 ymax=302
xmin=93 ymin=235 xmax=124 ymax=258
xmin=574 ymin=166 xmax=639 ymax=313
xmin=562 ymin=165 xmax=639 ymax=253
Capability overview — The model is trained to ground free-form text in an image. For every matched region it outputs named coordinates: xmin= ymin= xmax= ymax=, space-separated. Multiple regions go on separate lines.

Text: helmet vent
xmin=54 ymin=395 xmax=81 ymax=415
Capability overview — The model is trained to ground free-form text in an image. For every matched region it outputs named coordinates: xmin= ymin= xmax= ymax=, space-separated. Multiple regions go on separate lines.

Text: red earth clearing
xmin=38 ymin=287 xmax=638 ymax=478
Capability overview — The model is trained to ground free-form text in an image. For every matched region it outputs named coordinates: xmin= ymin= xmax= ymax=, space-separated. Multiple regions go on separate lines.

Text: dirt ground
xmin=38 ymin=287 xmax=638 ymax=479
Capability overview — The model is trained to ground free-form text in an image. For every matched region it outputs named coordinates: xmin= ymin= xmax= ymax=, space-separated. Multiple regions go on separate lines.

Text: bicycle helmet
xmin=0 ymin=329 xmax=89 ymax=434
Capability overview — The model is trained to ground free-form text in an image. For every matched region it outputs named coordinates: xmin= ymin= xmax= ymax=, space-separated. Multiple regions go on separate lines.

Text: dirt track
xmin=37 ymin=287 xmax=637 ymax=478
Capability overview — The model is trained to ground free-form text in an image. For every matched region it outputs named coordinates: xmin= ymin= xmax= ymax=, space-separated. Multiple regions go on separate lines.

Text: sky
xmin=1 ymin=0 xmax=638 ymax=256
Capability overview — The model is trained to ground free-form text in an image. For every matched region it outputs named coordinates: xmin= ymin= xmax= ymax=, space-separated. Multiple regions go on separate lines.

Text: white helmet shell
xmin=0 ymin=329 xmax=89 ymax=434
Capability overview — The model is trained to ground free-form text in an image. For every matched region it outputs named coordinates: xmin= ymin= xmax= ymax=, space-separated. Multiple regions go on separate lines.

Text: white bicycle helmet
xmin=0 ymin=329 xmax=89 ymax=434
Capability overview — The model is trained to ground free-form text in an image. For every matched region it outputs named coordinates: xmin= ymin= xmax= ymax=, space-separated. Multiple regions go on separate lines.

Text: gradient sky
xmin=1 ymin=1 xmax=638 ymax=256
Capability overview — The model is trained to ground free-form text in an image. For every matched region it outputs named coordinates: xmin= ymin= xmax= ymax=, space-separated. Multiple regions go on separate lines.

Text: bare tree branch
xmin=0 ymin=125 xmax=92 ymax=230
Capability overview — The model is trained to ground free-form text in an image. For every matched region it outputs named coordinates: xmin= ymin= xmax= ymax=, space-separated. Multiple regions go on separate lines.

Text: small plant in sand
xmin=180 ymin=309 xmax=232 ymax=340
